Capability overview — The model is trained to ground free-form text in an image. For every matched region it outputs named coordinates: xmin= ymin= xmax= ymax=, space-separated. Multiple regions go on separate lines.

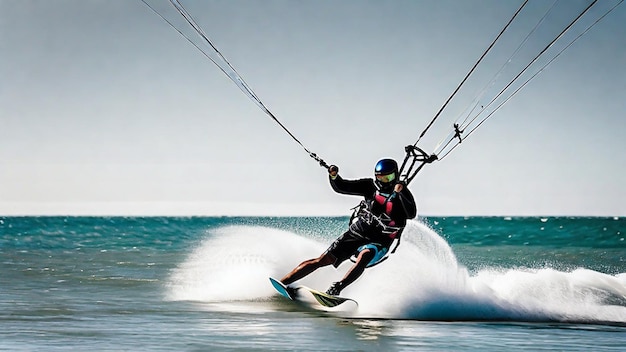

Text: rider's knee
xmin=358 ymin=248 xmax=375 ymax=260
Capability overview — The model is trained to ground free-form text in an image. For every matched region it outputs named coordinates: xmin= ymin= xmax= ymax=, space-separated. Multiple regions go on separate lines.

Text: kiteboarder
xmin=279 ymin=158 xmax=417 ymax=296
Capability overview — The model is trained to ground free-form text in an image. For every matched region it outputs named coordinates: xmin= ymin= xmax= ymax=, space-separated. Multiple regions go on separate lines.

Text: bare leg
xmin=280 ymin=252 xmax=336 ymax=286
xmin=337 ymin=249 xmax=375 ymax=289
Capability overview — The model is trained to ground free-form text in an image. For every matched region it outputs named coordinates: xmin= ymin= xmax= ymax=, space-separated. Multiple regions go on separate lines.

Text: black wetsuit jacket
xmin=330 ymin=175 xmax=417 ymax=242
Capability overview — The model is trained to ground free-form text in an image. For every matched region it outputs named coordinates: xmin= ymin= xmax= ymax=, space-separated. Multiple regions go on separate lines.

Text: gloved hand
xmin=328 ymin=165 xmax=339 ymax=178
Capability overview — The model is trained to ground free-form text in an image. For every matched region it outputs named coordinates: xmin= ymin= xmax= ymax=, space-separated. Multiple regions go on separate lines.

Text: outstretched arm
xmin=327 ymin=165 xmax=375 ymax=196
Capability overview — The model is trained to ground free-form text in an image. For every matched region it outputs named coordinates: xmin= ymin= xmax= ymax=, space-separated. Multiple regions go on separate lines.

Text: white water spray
xmin=167 ymin=222 xmax=626 ymax=324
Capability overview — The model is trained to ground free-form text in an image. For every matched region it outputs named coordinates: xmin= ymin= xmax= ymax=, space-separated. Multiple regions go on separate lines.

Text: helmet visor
xmin=375 ymin=172 xmax=396 ymax=184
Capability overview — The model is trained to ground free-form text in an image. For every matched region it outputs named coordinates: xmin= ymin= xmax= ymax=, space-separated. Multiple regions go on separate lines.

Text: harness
xmin=348 ymin=197 xmax=404 ymax=268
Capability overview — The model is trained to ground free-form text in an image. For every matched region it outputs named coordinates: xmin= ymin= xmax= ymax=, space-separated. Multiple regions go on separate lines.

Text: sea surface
xmin=1 ymin=216 xmax=624 ymax=351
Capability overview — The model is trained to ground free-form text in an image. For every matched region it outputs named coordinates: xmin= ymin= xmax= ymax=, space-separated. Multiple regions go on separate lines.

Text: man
xmin=279 ymin=158 xmax=417 ymax=296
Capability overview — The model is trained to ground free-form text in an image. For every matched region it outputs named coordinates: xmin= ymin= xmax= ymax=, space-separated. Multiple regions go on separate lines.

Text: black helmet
xmin=374 ymin=158 xmax=398 ymax=190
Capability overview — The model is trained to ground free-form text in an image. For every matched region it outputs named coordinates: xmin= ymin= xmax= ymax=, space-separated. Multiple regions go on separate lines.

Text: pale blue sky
xmin=1 ymin=0 xmax=624 ymax=216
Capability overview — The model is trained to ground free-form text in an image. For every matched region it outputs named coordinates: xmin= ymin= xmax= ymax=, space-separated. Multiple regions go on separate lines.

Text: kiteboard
xmin=269 ymin=277 xmax=297 ymax=300
xmin=299 ymin=286 xmax=358 ymax=308
xmin=269 ymin=277 xmax=357 ymax=308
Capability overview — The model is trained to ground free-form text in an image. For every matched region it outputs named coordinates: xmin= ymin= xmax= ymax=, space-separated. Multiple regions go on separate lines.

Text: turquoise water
xmin=1 ymin=216 xmax=624 ymax=351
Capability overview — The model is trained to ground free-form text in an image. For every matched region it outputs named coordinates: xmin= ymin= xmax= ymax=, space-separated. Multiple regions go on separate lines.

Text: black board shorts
xmin=325 ymin=230 xmax=392 ymax=268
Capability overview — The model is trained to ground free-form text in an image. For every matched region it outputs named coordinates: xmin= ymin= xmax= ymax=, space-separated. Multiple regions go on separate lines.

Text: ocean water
xmin=1 ymin=216 xmax=624 ymax=351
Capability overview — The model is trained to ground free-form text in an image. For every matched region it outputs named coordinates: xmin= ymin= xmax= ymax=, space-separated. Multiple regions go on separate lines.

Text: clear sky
xmin=1 ymin=0 xmax=625 ymax=216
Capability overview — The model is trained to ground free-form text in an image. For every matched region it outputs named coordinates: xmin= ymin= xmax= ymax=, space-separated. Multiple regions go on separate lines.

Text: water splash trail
xmin=166 ymin=222 xmax=626 ymax=324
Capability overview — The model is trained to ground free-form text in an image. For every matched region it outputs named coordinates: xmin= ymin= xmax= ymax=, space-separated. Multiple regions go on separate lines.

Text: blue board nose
xmin=269 ymin=277 xmax=295 ymax=300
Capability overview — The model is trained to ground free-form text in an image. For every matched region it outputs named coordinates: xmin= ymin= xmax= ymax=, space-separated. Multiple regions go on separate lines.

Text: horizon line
xmin=0 ymin=201 xmax=622 ymax=218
